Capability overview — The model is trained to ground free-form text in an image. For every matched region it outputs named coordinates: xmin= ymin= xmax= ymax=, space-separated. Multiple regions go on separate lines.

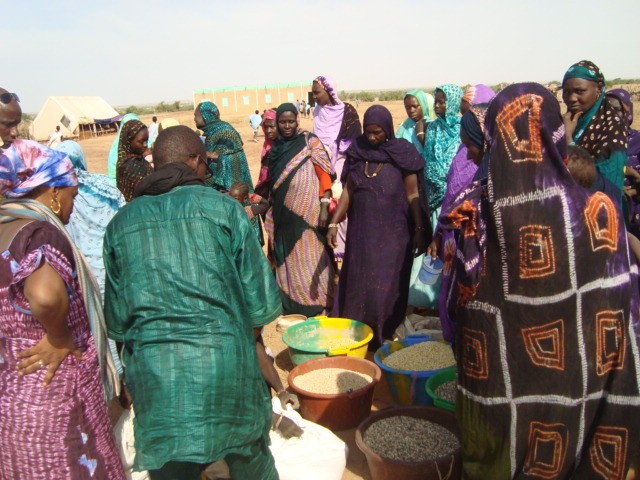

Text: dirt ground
xmin=84 ymin=98 xmax=639 ymax=480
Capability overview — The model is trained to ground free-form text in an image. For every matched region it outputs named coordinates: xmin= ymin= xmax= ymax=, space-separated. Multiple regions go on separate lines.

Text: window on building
xmin=243 ymin=96 xmax=250 ymax=105
xmin=287 ymin=93 xmax=294 ymax=102
xmin=265 ymin=93 xmax=272 ymax=103
xmin=221 ymin=97 xmax=229 ymax=107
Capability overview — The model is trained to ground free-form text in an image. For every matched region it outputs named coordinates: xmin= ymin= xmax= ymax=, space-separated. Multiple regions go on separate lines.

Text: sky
xmin=5 ymin=0 xmax=640 ymax=113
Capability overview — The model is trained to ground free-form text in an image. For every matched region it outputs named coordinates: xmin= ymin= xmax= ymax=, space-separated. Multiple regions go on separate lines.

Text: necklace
xmin=364 ymin=161 xmax=384 ymax=178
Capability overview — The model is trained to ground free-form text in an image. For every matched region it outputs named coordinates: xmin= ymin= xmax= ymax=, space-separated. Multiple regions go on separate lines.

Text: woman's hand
xmin=16 ymin=332 xmax=82 ymax=386
xmin=207 ymin=152 xmax=220 ymax=161
xmin=426 ymin=234 xmax=442 ymax=259
xmin=326 ymin=225 xmax=338 ymax=248
xmin=413 ymin=230 xmax=427 ymax=257
xmin=562 ymin=111 xmax=581 ymax=143
xmin=318 ymin=204 xmax=329 ymax=229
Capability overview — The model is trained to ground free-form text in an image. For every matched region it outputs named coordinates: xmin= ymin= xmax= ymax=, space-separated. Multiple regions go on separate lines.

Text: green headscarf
xmin=396 ymin=89 xmax=435 ymax=156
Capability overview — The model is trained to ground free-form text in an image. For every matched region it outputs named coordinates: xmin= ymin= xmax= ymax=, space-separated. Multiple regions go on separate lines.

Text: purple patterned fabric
xmin=0 ymin=222 xmax=124 ymax=478
xmin=441 ymin=82 xmax=640 ymax=478
xmin=0 ymin=139 xmax=77 ymax=198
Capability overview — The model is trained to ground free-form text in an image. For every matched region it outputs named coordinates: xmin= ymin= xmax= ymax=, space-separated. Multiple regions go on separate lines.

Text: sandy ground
xmin=86 ymin=98 xmax=640 ymax=480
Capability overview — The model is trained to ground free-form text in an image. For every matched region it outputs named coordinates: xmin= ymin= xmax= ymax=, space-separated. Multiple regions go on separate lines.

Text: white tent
xmin=29 ymin=96 xmax=121 ymax=141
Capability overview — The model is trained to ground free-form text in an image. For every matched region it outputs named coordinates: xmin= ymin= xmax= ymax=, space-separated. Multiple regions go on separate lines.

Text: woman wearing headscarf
xmin=460 ymin=84 xmax=496 ymax=115
xmin=107 ymin=112 xmax=140 ymax=182
xmin=413 ymin=84 xmax=463 ymax=310
xmin=327 ymin=105 xmax=428 ymax=348
xmin=116 ymin=119 xmax=152 ymax=202
xmin=441 ymin=83 xmax=640 ymax=478
xmin=441 ymin=85 xmax=495 ymax=217
xmin=195 ymin=102 xmax=262 ymax=244
xmin=194 ymin=101 xmax=253 ymax=192
xmin=0 ymin=140 xmax=124 ymax=479
xmin=424 ymin=83 xmax=464 ymax=220
xmin=396 ymin=89 xmax=436 ymax=155
xmin=562 ymin=60 xmax=628 ymax=191
xmin=56 ymin=140 xmax=126 ymax=377
xmin=312 ymin=75 xmax=362 ymax=261
xmin=427 ymin=103 xmax=490 ymax=342
xmin=265 ymin=103 xmax=335 ymax=316
xmin=607 ymin=89 xmax=640 ymax=235
xmin=254 ymin=108 xmax=278 ymax=198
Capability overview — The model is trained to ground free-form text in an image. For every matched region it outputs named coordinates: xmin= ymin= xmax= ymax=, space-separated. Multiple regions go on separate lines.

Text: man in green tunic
xmin=104 ymin=125 xmax=282 ymax=480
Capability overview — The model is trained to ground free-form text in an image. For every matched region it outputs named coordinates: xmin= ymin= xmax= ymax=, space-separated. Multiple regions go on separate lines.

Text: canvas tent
xmin=29 ymin=96 xmax=121 ymax=141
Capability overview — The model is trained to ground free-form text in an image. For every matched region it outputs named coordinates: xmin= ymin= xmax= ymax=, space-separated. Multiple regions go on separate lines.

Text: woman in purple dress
xmin=327 ymin=105 xmax=428 ymax=348
xmin=0 ymin=140 xmax=124 ymax=479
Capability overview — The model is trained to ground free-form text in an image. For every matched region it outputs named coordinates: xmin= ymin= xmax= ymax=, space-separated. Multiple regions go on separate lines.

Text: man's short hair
xmin=152 ymin=116 xmax=157 ymax=122
xmin=153 ymin=125 xmax=205 ymax=169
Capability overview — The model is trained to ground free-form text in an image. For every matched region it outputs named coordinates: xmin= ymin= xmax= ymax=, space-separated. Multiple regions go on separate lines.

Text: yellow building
xmin=193 ymin=81 xmax=313 ymax=116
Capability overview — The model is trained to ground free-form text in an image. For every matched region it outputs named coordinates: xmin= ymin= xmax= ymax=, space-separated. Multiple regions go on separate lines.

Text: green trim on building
xmin=194 ymin=81 xmax=311 ymax=94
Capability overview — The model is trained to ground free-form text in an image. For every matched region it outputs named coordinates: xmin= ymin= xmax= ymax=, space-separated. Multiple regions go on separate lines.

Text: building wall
xmin=193 ymin=82 xmax=312 ymax=117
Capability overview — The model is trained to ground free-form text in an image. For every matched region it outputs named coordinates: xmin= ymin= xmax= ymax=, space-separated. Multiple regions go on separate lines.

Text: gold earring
xmin=50 ymin=196 xmax=62 ymax=214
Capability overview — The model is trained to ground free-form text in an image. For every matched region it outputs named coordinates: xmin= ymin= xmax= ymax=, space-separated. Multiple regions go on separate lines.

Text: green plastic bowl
xmin=425 ymin=366 xmax=457 ymax=412
xmin=282 ymin=316 xmax=374 ymax=366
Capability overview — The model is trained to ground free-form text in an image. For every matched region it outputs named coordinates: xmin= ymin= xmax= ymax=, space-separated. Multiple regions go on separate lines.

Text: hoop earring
xmin=51 ymin=196 xmax=62 ymax=215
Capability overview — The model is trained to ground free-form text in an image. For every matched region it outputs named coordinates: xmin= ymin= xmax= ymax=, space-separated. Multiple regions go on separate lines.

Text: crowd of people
xmin=0 ymin=59 xmax=639 ymax=479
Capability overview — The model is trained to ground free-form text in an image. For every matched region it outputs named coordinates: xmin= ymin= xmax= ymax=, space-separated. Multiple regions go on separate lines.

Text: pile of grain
xmin=293 ymin=368 xmax=372 ymax=394
xmin=317 ymin=337 xmax=355 ymax=350
xmin=435 ymin=380 xmax=457 ymax=403
xmin=383 ymin=341 xmax=455 ymax=371
xmin=363 ymin=415 xmax=459 ymax=463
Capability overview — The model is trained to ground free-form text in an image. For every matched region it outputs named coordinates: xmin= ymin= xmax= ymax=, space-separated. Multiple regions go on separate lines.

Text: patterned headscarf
xmin=56 ymin=140 xmax=87 ymax=171
xmin=0 ymin=139 xmax=77 ymax=198
xmin=117 ymin=119 xmax=147 ymax=164
xmin=607 ymin=88 xmax=634 ymax=127
xmin=562 ymin=60 xmax=604 ymax=87
xmin=107 ymin=113 xmax=139 ymax=180
xmin=460 ymin=104 xmax=489 ymax=150
xmin=462 ymin=84 xmax=496 ymax=106
xmin=424 ymin=83 xmax=464 ymax=211
xmin=198 ymin=101 xmax=221 ymax=125
xmin=261 ymin=109 xmax=277 ymax=159
xmin=313 ymin=75 xmax=342 ymax=106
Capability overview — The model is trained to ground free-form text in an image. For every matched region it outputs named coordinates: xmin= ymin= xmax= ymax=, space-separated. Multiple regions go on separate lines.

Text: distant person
xmin=300 ymin=100 xmax=307 ymax=118
xmin=47 ymin=125 xmax=63 ymax=149
xmin=116 ymin=119 xmax=152 ymax=202
xmin=104 ymin=125 xmax=281 ymax=480
xmin=147 ymin=115 xmax=159 ymax=148
xmin=295 ymin=99 xmax=300 ymax=114
xmin=0 ymin=88 xmax=21 ymax=150
xmin=305 ymin=102 xmax=311 ymax=117
xmin=249 ymin=109 xmax=262 ymax=143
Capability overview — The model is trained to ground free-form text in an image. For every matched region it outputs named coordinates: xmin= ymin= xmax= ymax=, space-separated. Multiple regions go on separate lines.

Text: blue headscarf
xmin=424 ymin=84 xmax=464 ymax=211
xmin=0 ymin=139 xmax=77 ymax=198
xmin=57 ymin=139 xmax=87 ymax=170
xmin=396 ymin=89 xmax=436 ymax=156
